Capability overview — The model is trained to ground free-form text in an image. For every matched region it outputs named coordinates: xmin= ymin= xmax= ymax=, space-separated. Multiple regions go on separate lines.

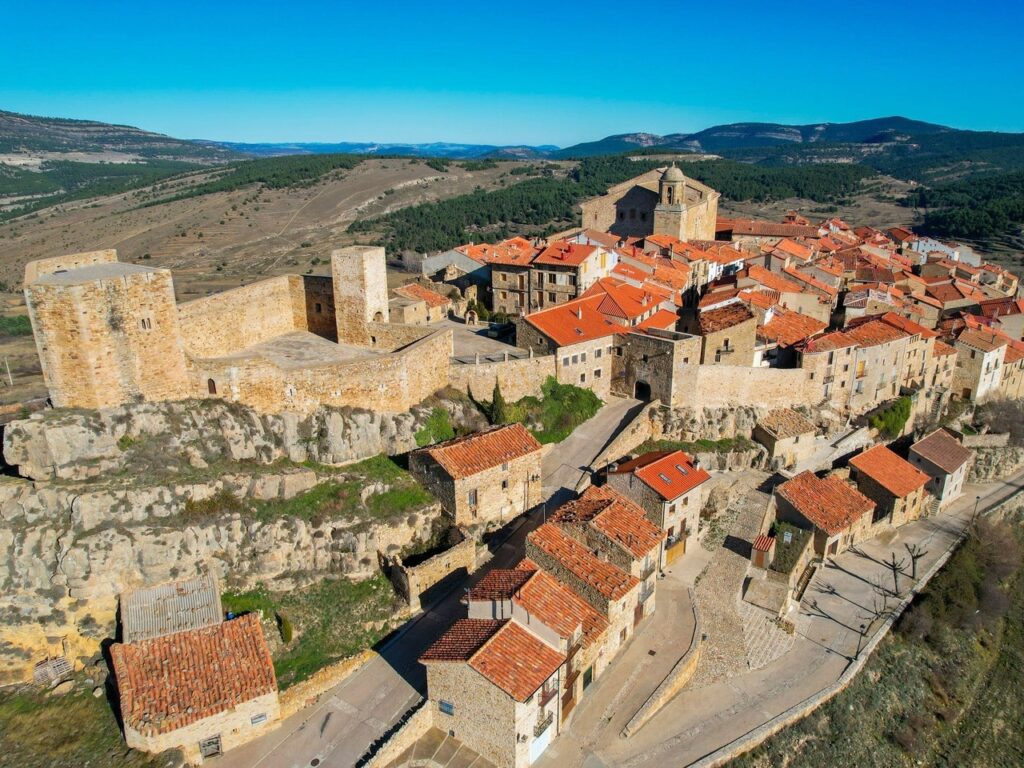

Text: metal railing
xmin=534 ymin=710 xmax=554 ymax=737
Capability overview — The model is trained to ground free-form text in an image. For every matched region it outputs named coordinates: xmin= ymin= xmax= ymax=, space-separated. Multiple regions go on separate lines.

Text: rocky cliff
xmin=969 ymin=446 xmax=1024 ymax=482
xmin=0 ymin=397 xmax=482 ymax=683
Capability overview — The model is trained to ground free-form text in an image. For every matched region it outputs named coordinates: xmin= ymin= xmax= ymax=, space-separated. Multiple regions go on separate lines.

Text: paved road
xmin=536 ymin=469 xmax=1024 ymax=768
xmin=217 ymin=397 xmax=641 ymax=768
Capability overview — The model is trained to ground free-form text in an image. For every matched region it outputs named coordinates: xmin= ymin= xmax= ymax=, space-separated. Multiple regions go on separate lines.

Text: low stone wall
xmin=360 ymin=700 xmax=433 ymax=768
xmin=448 ymin=354 xmax=555 ymax=402
xmin=621 ymin=588 xmax=701 ymax=737
xmin=688 ymin=488 xmax=1024 ymax=768
xmin=673 ymin=365 xmax=817 ymax=411
xmin=279 ymin=649 xmax=378 ymax=719
xmin=592 ymin=402 xmax=659 ymax=469
xmin=957 ymin=431 xmax=1010 ymax=448
xmin=383 ymin=531 xmax=478 ymax=612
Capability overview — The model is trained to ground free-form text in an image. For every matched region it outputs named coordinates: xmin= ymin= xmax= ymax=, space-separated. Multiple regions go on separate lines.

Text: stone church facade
xmin=579 ymin=165 xmax=719 ymax=241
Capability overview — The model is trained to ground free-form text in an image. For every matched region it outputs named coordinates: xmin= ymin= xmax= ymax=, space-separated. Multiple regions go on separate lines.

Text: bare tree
xmin=904 ymin=543 xmax=929 ymax=581
xmin=884 ymin=551 xmax=908 ymax=596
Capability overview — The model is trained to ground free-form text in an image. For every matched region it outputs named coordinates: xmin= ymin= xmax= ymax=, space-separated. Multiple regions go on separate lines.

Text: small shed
xmin=753 ymin=408 xmax=817 ymax=468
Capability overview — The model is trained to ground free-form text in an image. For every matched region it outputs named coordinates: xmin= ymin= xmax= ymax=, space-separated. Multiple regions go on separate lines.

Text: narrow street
xmin=216 ymin=396 xmax=641 ymax=768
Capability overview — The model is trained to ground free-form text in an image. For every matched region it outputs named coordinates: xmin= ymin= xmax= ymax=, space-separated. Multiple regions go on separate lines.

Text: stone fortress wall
xmin=24 ymin=247 xmax=453 ymax=416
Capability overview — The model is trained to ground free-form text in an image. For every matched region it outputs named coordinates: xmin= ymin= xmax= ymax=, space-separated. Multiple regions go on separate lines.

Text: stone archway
xmin=634 ymin=380 xmax=652 ymax=401
xmin=466 ymin=310 xmax=478 ymax=326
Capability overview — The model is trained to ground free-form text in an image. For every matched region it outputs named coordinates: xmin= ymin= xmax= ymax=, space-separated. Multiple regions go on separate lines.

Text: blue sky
xmin=2 ymin=0 xmax=1022 ymax=146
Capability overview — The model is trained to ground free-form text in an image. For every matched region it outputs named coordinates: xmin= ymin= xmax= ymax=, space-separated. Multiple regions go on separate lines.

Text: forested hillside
xmin=904 ymin=171 xmax=1024 ymax=240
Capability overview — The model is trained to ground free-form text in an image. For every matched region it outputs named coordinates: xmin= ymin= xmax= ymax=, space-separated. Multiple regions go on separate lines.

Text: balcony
xmin=565 ymin=639 xmax=582 ymax=663
xmin=640 ymin=562 xmax=657 ymax=580
xmin=533 ymin=710 xmax=554 ymax=738
xmin=639 ymin=585 xmax=655 ymax=605
xmin=564 ymin=667 xmax=580 ymax=691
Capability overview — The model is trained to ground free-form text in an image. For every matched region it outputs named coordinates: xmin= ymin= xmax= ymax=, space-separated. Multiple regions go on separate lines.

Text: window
xmin=468 ymin=489 xmax=478 ymax=507
xmin=562 ymin=357 xmax=569 ymax=366
xmin=855 ymin=361 xmax=866 ymax=379
xmin=439 ymin=700 xmax=455 ymax=716
xmin=594 ymin=368 xmax=602 ymax=379
xmin=675 ymin=464 xmax=688 ymax=475
xmin=251 ymin=713 xmax=268 ymax=726
xmin=827 ymin=352 xmax=834 ymax=365
xmin=682 ymin=496 xmax=689 ymax=506
xmin=315 ymin=302 xmax=322 ymax=314
xmin=580 ymin=373 xmax=586 ymax=383
xmin=502 ymin=479 xmax=509 ymax=490
xmin=571 ymin=355 xmax=579 ymax=364
xmin=658 ymin=472 xmax=670 ymax=483
xmin=548 ymin=292 xmax=556 ymax=302
xmin=502 ymin=462 xmax=509 ymax=471
xmin=207 ymin=378 xmax=217 ymax=395
xmin=596 ymin=348 xmax=602 ymax=359
xmin=139 ymin=317 xmax=152 ymax=330
xmin=581 ymin=352 xmax=587 ymax=363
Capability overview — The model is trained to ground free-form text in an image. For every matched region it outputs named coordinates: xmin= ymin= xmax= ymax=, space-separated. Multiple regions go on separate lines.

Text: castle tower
xmin=653 ymin=164 xmax=688 ymax=240
xmin=331 ymin=246 xmax=389 ymax=346
xmin=24 ymin=252 xmax=190 ymax=409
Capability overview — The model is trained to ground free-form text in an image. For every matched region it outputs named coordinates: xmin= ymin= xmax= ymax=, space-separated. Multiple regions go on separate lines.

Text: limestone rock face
xmin=654 ymin=405 xmax=769 ymax=442
xmin=969 ymin=446 xmax=1024 ymax=482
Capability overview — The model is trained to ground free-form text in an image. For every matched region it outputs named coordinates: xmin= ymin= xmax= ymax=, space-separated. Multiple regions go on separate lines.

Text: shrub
xmin=870 ymin=396 xmax=912 ymax=438
xmin=277 ymin=612 xmax=294 ymax=643
xmin=0 ymin=315 xmax=32 ymax=336
xmin=414 ymin=407 xmax=455 ymax=447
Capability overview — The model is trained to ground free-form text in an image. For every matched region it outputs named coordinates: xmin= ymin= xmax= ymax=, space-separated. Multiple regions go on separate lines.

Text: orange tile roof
xmin=957 ymin=328 xmax=1008 ymax=353
xmin=512 ymin=564 xmax=609 ymax=648
xmin=524 ymin=296 xmax=621 ymax=346
xmin=420 ymin=423 xmax=541 ymax=479
xmin=110 ymin=614 xmax=276 ymax=737
xmin=469 ymin=569 xmax=536 ymax=602
xmin=394 ymin=282 xmax=451 ymax=308
xmin=715 ymin=217 xmax=819 ymax=239
xmin=759 ymin=309 xmax=827 ymax=348
xmin=528 ymin=523 xmax=638 ymax=601
xmin=469 ymin=620 xmax=565 ymax=702
xmin=802 ymin=330 xmax=857 ymax=353
xmin=776 ymin=471 xmax=875 ymax=536
xmin=635 ymin=308 xmax=680 ymax=332
xmin=911 ymin=429 xmax=973 ymax=474
xmin=582 ymin=277 xmax=672 ymax=321
xmin=844 ymin=320 xmax=908 ymax=348
xmin=850 ymin=444 xmax=929 ymax=498
xmin=611 ymin=450 xmax=711 ymax=501
xmin=699 ymin=303 xmax=754 ymax=334
xmin=783 ymin=266 xmax=838 ymax=297
xmin=421 ymin=618 xmax=504 ymax=662
xmin=934 ymin=340 xmax=957 ymax=356
xmin=878 ymin=311 xmax=938 ymax=339
xmin=740 ymin=289 xmax=780 ymax=310
xmin=746 ymin=265 xmax=804 ymax=294
xmin=773 ymin=238 xmax=814 ymax=261
xmin=552 ymin=485 xmax=665 ymax=559
xmin=534 ymin=241 xmax=598 ymax=268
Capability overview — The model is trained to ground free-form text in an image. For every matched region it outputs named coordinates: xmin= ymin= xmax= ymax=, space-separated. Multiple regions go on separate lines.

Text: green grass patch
xmin=415 ymin=407 xmax=455 ymax=447
xmin=0 ymin=315 xmax=32 ymax=336
xmin=0 ymin=682 xmax=171 ymax=768
xmin=870 ymin=395 xmax=913 ymax=438
xmin=223 ymin=575 xmax=401 ymax=689
xmin=479 ymin=376 xmax=602 ymax=444
xmin=768 ymin=521 xmax=812 ymax=575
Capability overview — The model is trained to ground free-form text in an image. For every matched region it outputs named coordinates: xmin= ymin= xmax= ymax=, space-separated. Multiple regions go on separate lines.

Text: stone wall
xmin=969 ymin=446 xmax=1024 ymax=481
xmin=22 ymin=248 xmax=117 ymax=285
xmin=671 ymin=365 xmax=818 ymax=411
xmin=448 ymin=355 xmax=555 ymax=402
xmin=425 ymin=662 xmax=516 ymax=768
xmin=123 ymin=690 xmax=280 ymax=764
xmin=365 ymin=319 xmax=437 ymax=350
xmin=333 ymin=246 xmax=390 ymax=345
xmin=383 ymin=531 xmax=477 ymax=612
xmin=27 ymin=266 xmax=191 ymax=409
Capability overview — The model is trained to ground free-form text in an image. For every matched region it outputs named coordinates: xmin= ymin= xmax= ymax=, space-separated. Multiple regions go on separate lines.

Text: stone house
xmin=484 ymin=237 xmax=541 ymax=316
xmin=753 ymin=409 xmax=817 ymax=469
xmin=467 ymin=561 xmax=609 ymax=726
xmin=953 ymin=328 xmax=1006 ymax=402
xmin=612 ymin=328 xmax=702 ymax=404
xmin=746 ymin=523 xmax=816 ymax=615
xmin=606 ymin=450 xmax=710 ymax=563
xmin=529 ymin=242 xmax=614 ymax=311
xmin=682 ymin=303 xmax=757 ymax=366
xmin=799 ymin=331 xmax=859 ymax=409
xmin=549 ymin=485 xmax=664 ymax=618
xmin=909 ymin=429 xmax=973 ymax=509
xmin=409 ymin=424 xmax=543 ymax=529
xmin=392 ymin=282 xmax=452 ymax=323
xmin=110 ymin=613 xmax=279 ymax=764
xmin=849 ymin=444 xmax=930 ymax=527
xmin=774 ymin=471 xmax=875 ymax=558
xmin=526 ymin=523 xmax=641 ymax=657
xmin=843 ymin=320 xmax=912 ymax=414
xmin=420 ymin=617 xmax=565 ymax=768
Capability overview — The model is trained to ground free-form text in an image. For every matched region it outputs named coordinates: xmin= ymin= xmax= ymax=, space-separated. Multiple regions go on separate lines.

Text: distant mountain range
xmin=2 ymin=109 xmax=1023 ymax=182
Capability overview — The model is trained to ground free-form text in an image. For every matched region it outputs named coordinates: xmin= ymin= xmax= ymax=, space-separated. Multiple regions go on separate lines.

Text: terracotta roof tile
xmin=759 ymin=309 xmax=827 ymax=348
xmin=776 ymin=471 xmax=874 ymax=536
xmin=512 ymin=566 xmax=609 ymax=648
xmin=394 ymin=282 xmax=451 ymax=308
xmin=699 ymin=303 xmax=754 ymax=335
xmin=528 ymin=523 xmax=638 ymax=601
xmin=612 ymin=450 xmax=711 ymax=502
xmin=110 ymin=614 xmax=276 ymax=737
xmin=469 ymin=569 xmax=536 ymax=602
xmin=534 ymin=241 xmax=598 ymax=267
xmin=844 ymin=320 xmax=908 ymax=348
xmin=758 ymin=408 xmax=816 ymax=440
xmin=524 ymin=296 xmax=621 ymax=346
xmin=957 ymin=328 xmax=1008 ymax=353
xmin=420 ymin=423 xmax=541 ymax=479
xmin=850 ymin=444 xmax=929 ymax=498
xmin=715 ymin=217 xmax=819 ymax=239
xmin=552 ymin=486 xmax=665 ymax=559
xmin=469 ymin=621 xmax=565 ymax=702
xmin=910 ymin=429 xmax=973 ymax=474
xmin=802 ymin=330 xmax=857 ymax=353
xmin=420 ymin=618 xmax=504 ymax=662
xmin=746 ymin=265 xmax=804 ymax=295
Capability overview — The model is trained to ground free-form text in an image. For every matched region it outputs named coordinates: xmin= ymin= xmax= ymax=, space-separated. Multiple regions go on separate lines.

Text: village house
xmin=110 ymin=613 xmax=279 ymax=764
xmin=485 ymin=237 xmax=542 ymax=316
xmin=681 ymin=303 xmax=757 ymax=366
xmin=528 ymin=241 xmax=615 ymax=310
xmin=909 ymin=429 xmax=974 ymax=509
xmin=549 ymin=485 xmax=664 ymax=615
xmin=391 ymin=282 xmax=452 ymax=324
xmin=752 ymin=408 xmax=817 ymax=469
xmin=952 ymin=327 xmax=1007 ymax=402
xmin=849 ymin=444 xmax=931 ymax=527
xmin=605 ymin=449 xmax=710 ymax=564
xmin=467 ymin=561 xmax=609 ymax=726
xmin=409 ymin=423 xmax=543 ymax=529
xmin=526 ymin=523 xmax=641 ymax=657
xmin=745 ymin=521 xmax=816 ymax=616
xmin=774 ymin=471 xmax=876 ymax=558
xmin=420 ymin=617 xmax=565 ymax=768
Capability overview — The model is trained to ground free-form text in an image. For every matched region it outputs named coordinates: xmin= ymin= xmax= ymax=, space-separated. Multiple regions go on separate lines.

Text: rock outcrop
xmin=969 ymin=445 xmax=1024 ymax=482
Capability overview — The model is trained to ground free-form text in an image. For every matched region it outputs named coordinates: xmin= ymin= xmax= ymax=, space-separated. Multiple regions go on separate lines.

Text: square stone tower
xmin=25 ymin=256 xmax=191 ymax=409
xmin=331 ymin=246 xmax=389 ymax=346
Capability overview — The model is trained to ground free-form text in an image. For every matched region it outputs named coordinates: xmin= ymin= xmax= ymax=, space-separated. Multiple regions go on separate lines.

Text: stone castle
xmin=24 ymin=247 xmax=452 ymax=415
xmin=579 ymin=164 xmax=720 ymax=240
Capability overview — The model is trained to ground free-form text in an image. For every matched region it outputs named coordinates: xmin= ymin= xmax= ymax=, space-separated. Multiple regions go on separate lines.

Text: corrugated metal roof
xmin=121 ymin=573 xmax=223 ymax=642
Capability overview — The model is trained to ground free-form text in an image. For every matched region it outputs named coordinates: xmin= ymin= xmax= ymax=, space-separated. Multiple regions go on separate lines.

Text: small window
xmin=207 ymin=378 xmax=217 ymax=395
xmin=580 ymin=373 xmax=586 ymax=383
xmin=502 ymin=462 xmax=509 ymax=471
xmin=658 ymin=472 xmax=670 ymax=483
xmin=562 ymin=357 xmax=569 ymax=366
xmin=315 ymin=302 xmax=322 ymax=314
xmin=572 ymin=355 xmax=579 ymax=364
xmin=596 ymin=348 xmax=602 ymax=359
xmin=251 ymin=713 xmax=268 ymax=726
xmin=468 ymin=489 xmax=478 ymax=507
xmin=581 ymin=352 xmax=587 ymax=363
xmin=594 ymin=368 xmax=602 ymax=379
xmin=675 ymin=464 xmax=688 ymax=475
xmin=439 ymin=700 xmax=455 ymax=716
xmin=548 ymin=292 xmax=557 ymax=302
xmin=502 ymin=479 xmax=509 ymax=490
